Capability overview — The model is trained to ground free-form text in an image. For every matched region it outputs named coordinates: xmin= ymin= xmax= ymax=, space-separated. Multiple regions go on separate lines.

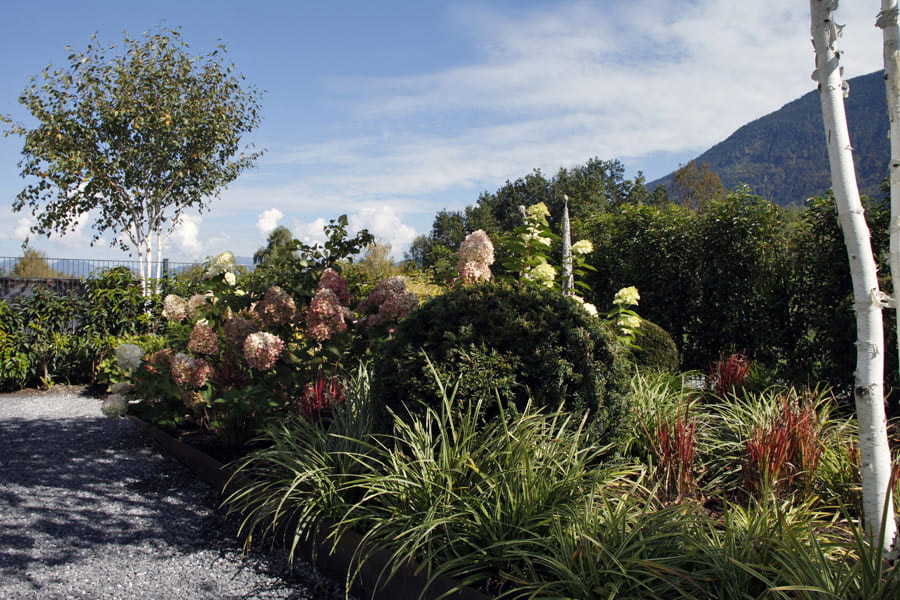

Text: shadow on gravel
xmin=0 ymin=416 xmax=230 ymax=574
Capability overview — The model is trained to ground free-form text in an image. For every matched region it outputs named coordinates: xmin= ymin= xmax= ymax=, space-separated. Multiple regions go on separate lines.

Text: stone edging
xmin=129 ymin=416 xmax=494 ymax=600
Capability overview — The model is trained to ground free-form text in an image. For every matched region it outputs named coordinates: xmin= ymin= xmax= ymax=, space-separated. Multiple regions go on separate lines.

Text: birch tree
xmin=3 ymin=25 xmax=263 ymax=294
xmin=809 ymin=0 xmax=897 ymax=553
xmin=879 ymin=1 xmax=900 ymax=391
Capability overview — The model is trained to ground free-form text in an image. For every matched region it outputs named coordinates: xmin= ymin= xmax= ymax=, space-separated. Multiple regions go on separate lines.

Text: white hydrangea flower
xmin=525 ymin=202 xmax=550 ymax=221
xmin=224 ymin=271 xmax=237 ymax=286
xmin=115 ymin=343 xmax=144 ymax=373
xmin=568 ymin=294 xmax=599 ymax=318
xmin=572 ymin=239 xmax=593 ymax=255
xmin=525 ymin=260 xmax=556 ymax=288
xmin=613 ymin=286 xmax=640 ymax=307
xmin=101 ymin=394 xmax=128 ymax=418
xmin=205 ymin=251 xmax=237 ymax=278
xmin=621 ymin=314 xmax=642 ymax=330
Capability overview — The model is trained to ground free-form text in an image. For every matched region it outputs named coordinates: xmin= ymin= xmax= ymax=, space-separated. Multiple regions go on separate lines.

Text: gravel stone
xmin=0 ymin=386 xmax=352 ymax=600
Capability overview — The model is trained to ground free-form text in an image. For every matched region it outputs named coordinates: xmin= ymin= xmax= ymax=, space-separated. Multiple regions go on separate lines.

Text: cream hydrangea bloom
xmin=525 ymin=260 xmax=556 ymax=288
xmin=205 ymin=251 xmax=237 ymax=278
xmin=525 ymin=202 xmax=550 ymax=221
xmin=572 ymin=239 xmax=593 ymax=255
xmin=613 ymin=286 xmax=640 ymax=307
xmin=101 ymin=394 xmax=128 ymax=418
xmin=568 ymin=294 xmax=599 ymax=318
xmin=224 ymin=271 xmax=237 ymax=286
xmin=115 ymin=343 xmax=144 ymax=372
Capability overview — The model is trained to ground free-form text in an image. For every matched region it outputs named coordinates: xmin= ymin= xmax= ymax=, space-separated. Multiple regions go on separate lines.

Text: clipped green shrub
xmin=632 ymin=319 xmax=680 ymax=372
xmin=371 ymin=282 xmax=628 ymax=442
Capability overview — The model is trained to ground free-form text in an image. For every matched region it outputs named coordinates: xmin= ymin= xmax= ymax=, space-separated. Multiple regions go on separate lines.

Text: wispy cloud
xmin=256 ymin=0 xmax=881 ymax=219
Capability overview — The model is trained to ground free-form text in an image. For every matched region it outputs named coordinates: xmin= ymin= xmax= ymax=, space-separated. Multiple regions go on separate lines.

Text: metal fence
xmin=0 ymin=256 xmax=202 ymax=280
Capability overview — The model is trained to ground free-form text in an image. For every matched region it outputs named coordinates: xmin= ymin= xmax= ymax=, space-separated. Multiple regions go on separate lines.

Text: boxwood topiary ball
xmin=371 ymin=282 xmax=629 ymax=444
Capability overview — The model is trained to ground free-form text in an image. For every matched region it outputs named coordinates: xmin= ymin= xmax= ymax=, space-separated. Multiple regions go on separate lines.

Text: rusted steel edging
xmin=128 ymin=415 xmax=493 ymax=600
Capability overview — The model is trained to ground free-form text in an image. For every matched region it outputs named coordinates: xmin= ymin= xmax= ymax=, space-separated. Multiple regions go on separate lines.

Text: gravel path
xmin=0 ymin=386 xmax=350 ymax=600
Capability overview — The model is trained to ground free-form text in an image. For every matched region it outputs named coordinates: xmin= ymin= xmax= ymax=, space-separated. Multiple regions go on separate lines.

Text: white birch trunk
xmin=810 ymin=0 xmax=897 ymax=554
xmin=561 ymin=195 xmax=574 ymax=295
xmin=879 ymin=1 xmax=900 ymax=394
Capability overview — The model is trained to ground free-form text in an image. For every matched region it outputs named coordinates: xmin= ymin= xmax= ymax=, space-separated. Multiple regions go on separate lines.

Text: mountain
xmin=649 ymin=71 xmax=890 ymax=205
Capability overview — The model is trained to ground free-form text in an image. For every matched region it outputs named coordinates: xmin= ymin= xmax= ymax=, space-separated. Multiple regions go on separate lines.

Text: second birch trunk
xmin=810 ymin=0 xmax=897 ymax=553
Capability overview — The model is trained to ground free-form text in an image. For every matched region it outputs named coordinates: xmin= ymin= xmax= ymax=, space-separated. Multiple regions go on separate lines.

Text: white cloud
xmin=291 ymin=217 xmax=329 ymax=247
xmin=14 ymin=216 xmax=34 ymax=240
xmin=256 ymin=208 xmax=284 ymax=235
xmin=172 ymin=214 xmax=203 ymax=256
xmin=349 ymin=206 xmax=418 ymax=260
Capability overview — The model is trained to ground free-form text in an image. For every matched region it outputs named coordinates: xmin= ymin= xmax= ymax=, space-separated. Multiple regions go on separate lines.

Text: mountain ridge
xmin=649 ymin=71 xmax=890 ymax=205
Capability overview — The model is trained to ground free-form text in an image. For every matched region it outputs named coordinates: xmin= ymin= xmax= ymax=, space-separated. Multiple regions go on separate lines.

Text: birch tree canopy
xmin=3 ymin=25 xmax=263 ymax=286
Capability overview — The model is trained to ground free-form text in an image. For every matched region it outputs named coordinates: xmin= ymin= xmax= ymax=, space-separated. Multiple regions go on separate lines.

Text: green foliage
xmin=0 ymin=265 xmax=160 ymax=390
xmin=789 ymin=194 xmax=895 ymax=395
xmin=371 ymin=282 xmax=628 ymax=442
xmin=247 ymin=215 xmax=374 ymax=303
xmin=586 ymin=188 xmax=794 ymax=375
xmin=409 ymin=158 xmax=653 ymax=278
xmin=80 ymin=266 xmax=157 ymax=337
xmin=253 ymin=225 xmax=295 ymax=266
xmin=632 ymin=319 xmax=680 ymax=371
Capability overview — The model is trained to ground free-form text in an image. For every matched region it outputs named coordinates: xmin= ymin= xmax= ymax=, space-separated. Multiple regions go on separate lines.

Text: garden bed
xmin=132 ymin=414 xmax=494 ymax=600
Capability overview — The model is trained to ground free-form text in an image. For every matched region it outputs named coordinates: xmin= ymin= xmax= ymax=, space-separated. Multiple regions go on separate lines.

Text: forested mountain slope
xmin=651 ymin=71 xmax=889 ymax=204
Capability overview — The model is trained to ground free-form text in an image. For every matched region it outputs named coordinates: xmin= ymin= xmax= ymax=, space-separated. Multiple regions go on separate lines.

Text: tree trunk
xmin=879 ymin=1 xmax=900 ymax=391
xmin=810 ymin=0 xmax=897 ymax=554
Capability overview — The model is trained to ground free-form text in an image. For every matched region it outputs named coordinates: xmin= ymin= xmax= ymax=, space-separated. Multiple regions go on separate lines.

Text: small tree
xmin=670 ymin=160 xmax=726 ymax=210
xmin=3 ymin=25 xmax=263 ymax=294
xmin=10 ymin=247 xmax=67 ymax=279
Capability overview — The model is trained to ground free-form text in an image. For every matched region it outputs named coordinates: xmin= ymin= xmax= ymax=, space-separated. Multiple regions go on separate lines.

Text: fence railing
xmin=0 ymin=256 xmax=203 ymax=280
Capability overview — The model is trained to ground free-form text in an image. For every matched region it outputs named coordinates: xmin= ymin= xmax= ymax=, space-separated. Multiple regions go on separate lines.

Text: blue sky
xmin=0 ymin=1 xmax=886 ymax=263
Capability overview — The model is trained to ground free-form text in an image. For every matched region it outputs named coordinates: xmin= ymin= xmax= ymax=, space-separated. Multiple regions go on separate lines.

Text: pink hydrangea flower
xmin=317 ymin=268 xmax=350 ymax=305
xmin=459 ymin=261 xmax=492 ymax=285
xmin=255 ymin=286 xmax=298 ymax=327
xmin=187 ymin=292 xmax=215 ymax=321
xmin=456 ymin=230 xmax=494 ymax=283
xmin=187 ymin=321 xmax=219 ymax=355
xmin=223 ymin=316 xmax=261 ymax=349
xmin=171 ymin=353 xmax=212 ymax=390
xmin=243 ymin=332 xmax=285 ymax=370
xmin=456 ymin=230 xmax=494 ymax=272
xmin=357 ymin=276 xmax=418 ymax=330
xmin=306 ymin=287 xmax=352 ymax=342
xmin=162 ymin=294 xmax=188 ymax=322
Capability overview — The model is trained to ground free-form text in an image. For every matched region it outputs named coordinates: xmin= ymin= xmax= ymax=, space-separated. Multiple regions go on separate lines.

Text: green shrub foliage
xmin=0 ymin=267 xmax=158 ymax=390
xmin=633 ymin=319 xmax=680 ymax=372
xmin=372 ymin=282 xmax=629 ymax=442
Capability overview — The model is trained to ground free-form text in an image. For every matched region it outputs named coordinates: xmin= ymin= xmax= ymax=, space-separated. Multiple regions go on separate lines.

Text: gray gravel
xmin=0 ymin=386 xmax=351 ymax=600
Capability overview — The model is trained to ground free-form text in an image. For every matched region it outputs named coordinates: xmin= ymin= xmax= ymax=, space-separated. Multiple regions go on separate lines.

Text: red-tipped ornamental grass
xmin=742 ymin=395 xmax=824 ymax=498
xmin=710 ymin=352 xmax=752 ymax=397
